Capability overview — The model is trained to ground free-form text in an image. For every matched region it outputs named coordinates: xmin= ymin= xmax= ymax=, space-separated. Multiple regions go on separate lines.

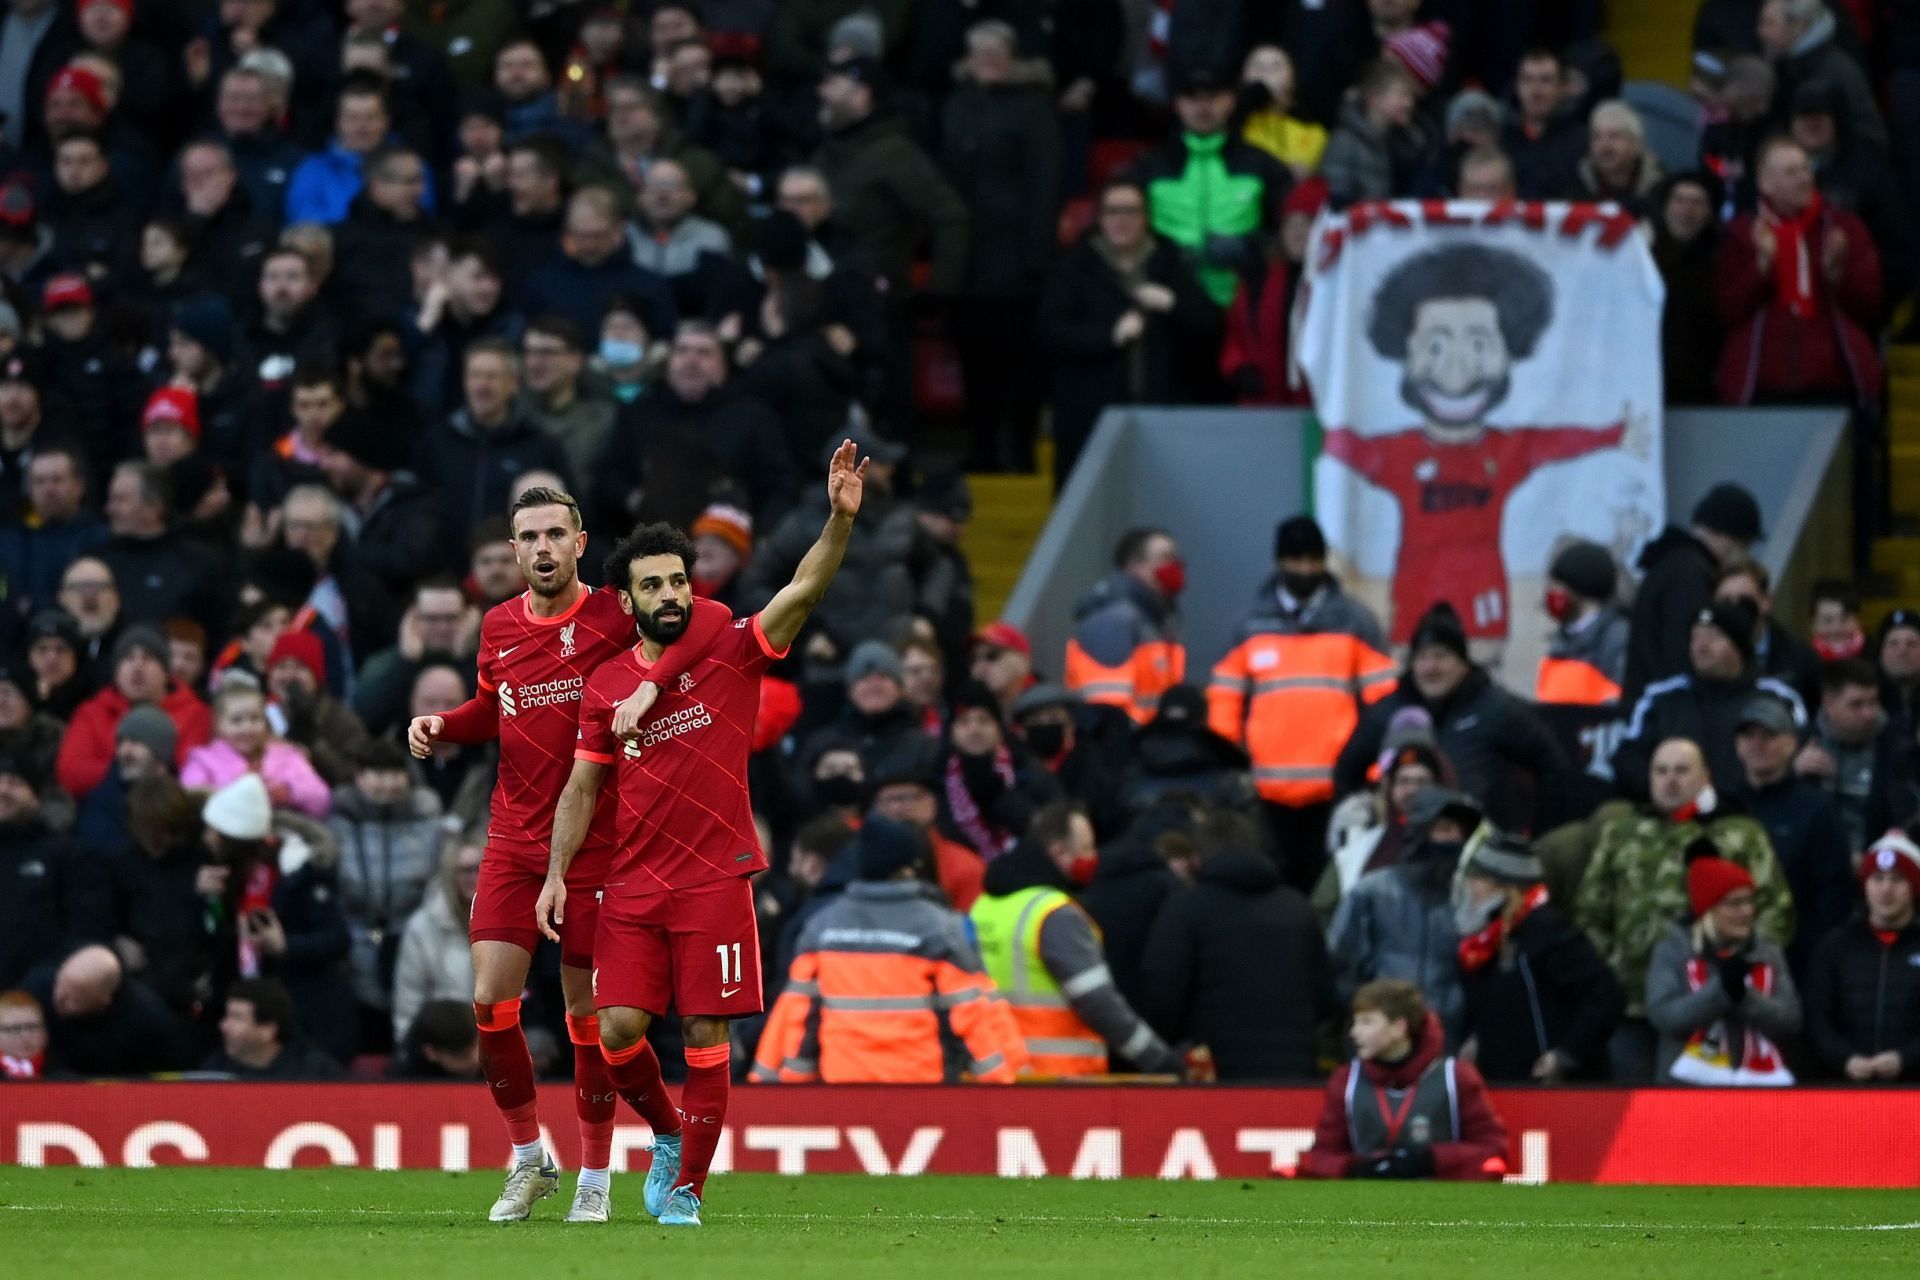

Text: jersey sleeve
xmin=473 ymin=621 xmax=497 ymax=693
xmin=574 ymin=668 xmax=618 ymax=764
xmin=745 ymin=612 xmax=791 ymax=668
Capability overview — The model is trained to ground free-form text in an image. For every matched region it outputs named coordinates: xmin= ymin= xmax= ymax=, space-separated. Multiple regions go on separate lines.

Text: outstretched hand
xmin=827 ymin=438 xmax=869 ymax=519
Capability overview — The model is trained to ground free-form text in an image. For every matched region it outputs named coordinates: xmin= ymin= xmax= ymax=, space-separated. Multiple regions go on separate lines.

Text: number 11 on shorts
xmin=716 ymin=942 xmax=742 ymax=987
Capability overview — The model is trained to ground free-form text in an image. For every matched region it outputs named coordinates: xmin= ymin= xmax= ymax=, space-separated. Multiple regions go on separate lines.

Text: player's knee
xmin=598 ymin=1007 xmax=646 ymax=1052
xmin=681 ymin=1015 xmax=729 ymax=1049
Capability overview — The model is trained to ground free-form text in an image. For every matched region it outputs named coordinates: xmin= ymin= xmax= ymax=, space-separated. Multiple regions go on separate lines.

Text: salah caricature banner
xmin=1298 ymin=201 xmax=1666 ymax=684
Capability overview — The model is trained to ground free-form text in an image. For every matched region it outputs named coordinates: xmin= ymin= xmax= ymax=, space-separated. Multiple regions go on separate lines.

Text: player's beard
xmin=525 ymin=554 xmax=577 ymax=598
xmin=634 ymin=598 xmax=690 ymax=643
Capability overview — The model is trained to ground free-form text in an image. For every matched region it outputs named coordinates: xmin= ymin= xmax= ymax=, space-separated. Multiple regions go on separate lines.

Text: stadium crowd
xmin=1 ymin=0 xmax=1917 ymax=1098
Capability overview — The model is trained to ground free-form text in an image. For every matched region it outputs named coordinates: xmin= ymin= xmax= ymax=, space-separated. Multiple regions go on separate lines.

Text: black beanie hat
xmin=1691 ymin=483 xmax=1763 ymax=543
xmin=1409 ymin=601 xmax=1469 ymax=662
xmin=949 ymin=680 xmax=1005 ymax=731
xmin=1273 ymin=515 xmax=1327 ymax=560
xmin=1549 ymin=540 xmax=1618 ymax=603
xmin=1695 ymin=599 xmax=1758 ymax=664
xmin=855 ymin=817 xmax=926 ymax=881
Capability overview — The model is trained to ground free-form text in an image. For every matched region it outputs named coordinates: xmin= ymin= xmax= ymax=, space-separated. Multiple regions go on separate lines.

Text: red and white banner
xmin=4 ymin=1084 xmax=1917 ymax=1186
xmin=1297 ymin=200 xmax=1666 ymax=687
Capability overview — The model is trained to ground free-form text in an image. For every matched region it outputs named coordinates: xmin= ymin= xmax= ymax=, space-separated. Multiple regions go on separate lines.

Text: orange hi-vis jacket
xmin=1064 ymin=571 xmax=1186 ymax=723
xmin=1535 ymin=606 xmax=1631 ymax=706
xmin=1207 ymin=580 xmax=1395 ymax=806
xmin=750 ymin=880 xmax=1028 ymax=1084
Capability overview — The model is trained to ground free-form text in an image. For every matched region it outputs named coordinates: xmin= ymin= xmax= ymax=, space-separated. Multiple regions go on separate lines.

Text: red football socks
xmin=568 ymin=1015 xmax=615 ymax=1170
xmin=601 ymin=1036 xmax=683 ymax=1138
xmin=678 ymin=1042 xmax=732 ymax=1196
xmin=473 ymin=999 xmax=539 ymax=1145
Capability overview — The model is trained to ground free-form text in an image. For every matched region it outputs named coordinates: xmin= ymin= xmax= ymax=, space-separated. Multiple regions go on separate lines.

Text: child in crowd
xmin=182 ymin=683 xmax=332 ymax=819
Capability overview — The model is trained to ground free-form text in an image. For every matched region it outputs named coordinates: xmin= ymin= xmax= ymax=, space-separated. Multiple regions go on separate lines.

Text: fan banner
xmin=1297 ymin=201 xmax=1666 ymax=687
xmin=7 ymin=1083 xmax=1920 ymax=1186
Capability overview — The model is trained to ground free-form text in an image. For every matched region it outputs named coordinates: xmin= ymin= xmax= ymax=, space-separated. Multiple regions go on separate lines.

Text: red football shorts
xmin=591 ymin=876 xmax=763 ymax=1018
xmin=469 ymin=842 xmax=605 ymax=969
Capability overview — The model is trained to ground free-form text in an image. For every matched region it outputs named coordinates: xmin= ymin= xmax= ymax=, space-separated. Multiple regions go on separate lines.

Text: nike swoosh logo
xmin=498 ymin=646 xmax=519 ymax=658
xmin=720 ymin=986 xmax=741 ymax=999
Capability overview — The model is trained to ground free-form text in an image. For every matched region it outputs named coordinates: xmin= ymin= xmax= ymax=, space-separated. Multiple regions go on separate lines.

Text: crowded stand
xmin=3 ymin=0 xmax=1919 ymax=1123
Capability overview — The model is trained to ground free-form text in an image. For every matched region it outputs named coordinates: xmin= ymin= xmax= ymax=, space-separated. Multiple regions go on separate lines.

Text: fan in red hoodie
xmin=54 ymin=625 xmax=212 ymax=799
xmin=1298 ymin=978 xmax=1509 ymax=1180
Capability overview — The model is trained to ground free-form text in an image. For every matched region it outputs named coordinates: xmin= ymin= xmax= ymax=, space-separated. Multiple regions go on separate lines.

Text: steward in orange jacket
xmin=1064 ymin=529 xmax=1187 ymax=725
xmin=752 ymin=818 xmax=1027 ymax=1084
xmin=1535 ymin=541 xmax=1630 ymax=706
xmin=1208 ymin=519 xmax=1392 ymax=882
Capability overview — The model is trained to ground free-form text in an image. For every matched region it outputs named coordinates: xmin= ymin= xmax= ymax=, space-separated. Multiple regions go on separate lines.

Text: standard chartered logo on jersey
xmin=622 ymin=702 xmax=713 ymax=756
xmin=497 ymin=676 xmax=585 ymax=717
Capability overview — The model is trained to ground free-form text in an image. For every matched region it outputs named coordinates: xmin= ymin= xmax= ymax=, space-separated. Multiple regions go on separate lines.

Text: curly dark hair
xmin=1365 ymin=244 xmax=1554 ymax=361
xmin=603 ymin=521 xmax=697 ymax=589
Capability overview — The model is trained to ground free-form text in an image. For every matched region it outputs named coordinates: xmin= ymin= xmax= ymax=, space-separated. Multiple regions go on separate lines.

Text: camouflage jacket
xmin=1574 ymin=808 xmax=1795 ymax=1017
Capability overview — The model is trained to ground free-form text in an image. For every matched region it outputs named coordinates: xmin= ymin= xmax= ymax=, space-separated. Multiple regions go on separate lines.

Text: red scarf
xmin=1457 ymin=884 xmax=1549 ymax=973
xmin=944 ymin=747 xmax=1018 ymax=859
xmin=1760 ymin=191 xmax=1825 ymax=320
xmin=2 ymin=1051 xmax=42 ymax=1079
xmin=1677 ymin=951 xmax=1790 ymax=1082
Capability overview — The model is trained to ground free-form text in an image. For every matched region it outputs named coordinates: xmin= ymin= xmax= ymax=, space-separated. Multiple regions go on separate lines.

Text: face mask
xmin=600 ymin=337 xmax=643 ymax=368
xmin=1421 ymin=839 xmax=1464 ymax=865
xmin=814 ymin=775 xmax=864 ymax=808
xmin=1813 ymin=631 xmax=1865 ymax=661
xmin=1452 ymin=885 xmax=1503 ymax=936
xmin=1023 ymin=724 xmax=1068 ymax=760
xmin=1067 ymin=851 xmax=1099 ymax=888
xmin=1543 ymin=588 xmax=1577 ymax=623
xmin=1153 ymin=558 xmax=1187 ymax=598
xmin=1280 ymin=571 xmax=1326 ymax=601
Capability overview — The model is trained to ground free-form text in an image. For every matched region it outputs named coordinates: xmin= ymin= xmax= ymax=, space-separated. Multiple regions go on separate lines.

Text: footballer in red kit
xmin=574 ymin=612 xmax=780 ymax=1017
xmin=407 ymin=486 xmax=727 ymax=1226
xmin=540 ymin=440 xmax=872 ymax=1227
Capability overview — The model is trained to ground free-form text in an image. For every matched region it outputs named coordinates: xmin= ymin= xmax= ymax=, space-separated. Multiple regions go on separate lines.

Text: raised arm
xmin=758 ymin=439 xmax=868 ymax=654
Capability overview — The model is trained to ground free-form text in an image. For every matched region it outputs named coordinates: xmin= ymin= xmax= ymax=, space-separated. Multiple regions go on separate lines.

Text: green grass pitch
xmin=2 ymin=1167 xmax=1915 ymax=1278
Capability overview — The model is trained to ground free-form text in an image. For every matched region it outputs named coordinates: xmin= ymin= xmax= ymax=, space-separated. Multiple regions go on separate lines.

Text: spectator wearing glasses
xmin=0 ymin=988 xmax=49 ymax=1080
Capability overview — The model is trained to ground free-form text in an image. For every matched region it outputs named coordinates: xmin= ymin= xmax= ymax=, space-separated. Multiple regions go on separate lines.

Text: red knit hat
xmin=1384 ymin=21 xmax=1452 ymax=94
xmin=141 ymin=386 xmax=201 ymax=438
xmin=47 ymin=65 xmax=107 ymax=116
xmin=1688 ymin=856 xmax=1755 ymax=917
xmin=1862 ymin=831 xmax=1920 ymax=897
xmin=266 ymin=629 xmax=326 ymax=686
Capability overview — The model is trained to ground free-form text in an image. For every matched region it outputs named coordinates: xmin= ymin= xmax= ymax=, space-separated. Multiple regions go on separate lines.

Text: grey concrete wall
xmin=1004 ymin=407 xmax=1850 ymax=686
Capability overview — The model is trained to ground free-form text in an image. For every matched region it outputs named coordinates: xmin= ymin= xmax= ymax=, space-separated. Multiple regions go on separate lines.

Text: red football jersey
xmin=474 ymin=587 xmax=635 ymax=859
xmin=575 ymin=613 xmax=781 ymax=896
xmin=1322 ymin=422 xmax=1624 ymax=642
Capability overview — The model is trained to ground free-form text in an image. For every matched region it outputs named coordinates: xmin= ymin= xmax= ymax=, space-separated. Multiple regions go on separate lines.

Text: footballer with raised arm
xmin=406 ymin=486 xmax=727 ymax=1224
xmin=538 ymin=439 xmax=868 ymax=1226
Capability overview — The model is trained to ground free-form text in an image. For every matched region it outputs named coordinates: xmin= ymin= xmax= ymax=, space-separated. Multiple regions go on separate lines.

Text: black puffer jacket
xmin=1804 ymin=915 xmax=1920 ymax=1080
xmin=1335 ymin=668 xmax=1567 ymax=836
xmin=1079 ymin=824 xmax=1184 ymax=1011
xmin=1625 ymin=524 xmax=1718 ymax=700
xmin=1139 ymin=849 xmax=1335 ymax=1080
xmin=1459 ymin=899 xmax=1624 ymax=1082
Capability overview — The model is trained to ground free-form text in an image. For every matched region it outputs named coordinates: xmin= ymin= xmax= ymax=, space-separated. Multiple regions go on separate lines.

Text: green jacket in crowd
xmin=1134 ymin=130 xmax=1290 ymax=307
xmin=1574 ymin=807 xmax=1794 ymax=1018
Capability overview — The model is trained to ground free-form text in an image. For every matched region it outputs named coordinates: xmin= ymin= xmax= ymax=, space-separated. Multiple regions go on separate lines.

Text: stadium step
xmin=1606 ymin=0 xmax=1695 ymax=86
xmin=962 ymin=468 xmax=1053 ymax=623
